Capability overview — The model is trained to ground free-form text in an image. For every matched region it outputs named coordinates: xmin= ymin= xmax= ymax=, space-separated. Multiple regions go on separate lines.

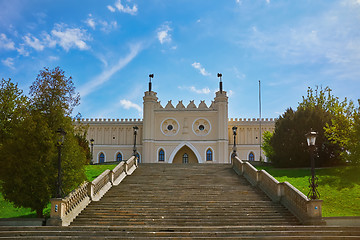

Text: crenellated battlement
xmin=156 ymin=100 xmax=215 ymax=110
xmin=77 ymin=118 xmax=143 ymax=124
xmin=229 ymin=118 xmax=276 ymax=122
xmin=76 ymin=117 xmax=275 ymax=124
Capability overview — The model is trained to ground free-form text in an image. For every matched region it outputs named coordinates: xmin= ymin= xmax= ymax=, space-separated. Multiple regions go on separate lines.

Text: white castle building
xmin=81 ymin=80 xmax=275 ymax=164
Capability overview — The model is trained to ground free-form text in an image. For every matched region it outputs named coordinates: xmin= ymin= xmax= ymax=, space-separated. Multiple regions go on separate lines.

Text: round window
xmin=161 ymin=118 xmax=179 ymax=136
xmin=192 ymin=118 xmax=211 ymax=136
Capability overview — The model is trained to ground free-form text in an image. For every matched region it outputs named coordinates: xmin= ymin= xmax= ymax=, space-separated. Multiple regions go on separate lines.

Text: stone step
xmin=1 ymin=226 xmax=359 ymax=239
xmin=74 ymin=215 xmax=298 ymax=220
xmin=80 ymin=209 xmax=293 ymax=214
xmin=71 ymin=164 xmax=300 ymax=228
xmin=2 ymin=226 xmax=360 ymax=232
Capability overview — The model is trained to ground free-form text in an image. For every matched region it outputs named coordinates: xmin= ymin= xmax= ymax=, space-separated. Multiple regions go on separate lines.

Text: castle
xmin=80 ymin=80 xmax=275 ymax=164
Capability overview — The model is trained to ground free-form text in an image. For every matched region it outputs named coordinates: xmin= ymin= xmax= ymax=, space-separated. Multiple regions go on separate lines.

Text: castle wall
xmin=228 ymin=118 xmax=275 ymax=162
xmin=79 ymin=92 xmax=275 ymax=164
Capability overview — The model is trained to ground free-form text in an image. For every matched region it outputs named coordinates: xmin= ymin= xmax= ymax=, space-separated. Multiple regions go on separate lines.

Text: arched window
xmin=99 ymin=153 xmax=105 ymax=163
xmin=182 ymin=153 xmax=188 ymax=164
xmin=159 ymin=149 xmax=165 ymax=162
xmin=249 ymin=152 xmax=255 ymax=161
xmin=116 ymin=152 xmax=122 ymax=161
xmin=206 ymin=149 xmax=213 ymax=161
xmin=135 ymin=153 xmax=140 ymax=162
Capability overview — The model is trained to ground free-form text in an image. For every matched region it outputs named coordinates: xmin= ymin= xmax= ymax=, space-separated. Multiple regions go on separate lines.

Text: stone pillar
xmin=47 ymin=198 xmax=66 ymax=226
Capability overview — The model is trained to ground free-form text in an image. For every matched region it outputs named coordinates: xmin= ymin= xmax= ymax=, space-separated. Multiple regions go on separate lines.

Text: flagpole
xmin=259 ymin=80 xmax=262 ymax=162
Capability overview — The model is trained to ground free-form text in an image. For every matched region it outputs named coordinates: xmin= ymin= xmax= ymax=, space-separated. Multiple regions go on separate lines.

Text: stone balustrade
xmin=47 ymin=156 xmax=138 ymax=226
xmin=64 ymin=182 xmax=89 ymax=216
xmin=125 ymin=156 xmax=137 ymax=175
xmin=112 ymin=161 xmax=126 ymax=185
xmin=232 ymin=156 xmax=323 ymax=225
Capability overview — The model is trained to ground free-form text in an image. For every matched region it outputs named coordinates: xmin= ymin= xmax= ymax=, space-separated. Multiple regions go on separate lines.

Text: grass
xmin=85 ymin=164 xmax=117 ymax=181
xmin=256 ymin=166 xmax=360 ymax=217
xmin=0 ymin=193 xmax=37 ymax=218
xmin=0 ymin=163 xmax=118 ymax=219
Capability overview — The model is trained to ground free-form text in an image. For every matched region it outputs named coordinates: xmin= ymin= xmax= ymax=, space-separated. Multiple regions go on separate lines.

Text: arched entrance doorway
xmin=172 ymin=145 xmax=198 ymax=164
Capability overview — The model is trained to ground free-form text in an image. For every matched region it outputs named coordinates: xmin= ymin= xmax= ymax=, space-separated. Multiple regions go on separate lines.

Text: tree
xmin=0 ymin=67 xmax=87 ymax=217
xmin=349 ymin=105 xmax=360 ymax=164
xmin=0 ymin=110 xmax=56 ymax=217
xmin=262 ymin=131 xmax=274 ymax=162
xmin=325 ymin=99 xmax=360 ymax=165
xmin=74 ymin=114 xmax=91 ymax=164
xmin=29 ymin=66 xmax=80 ymax=129
xmin=0 ymin=78 xmax=28 ymax=145
xmin=269 ymin=86 xmax=343 ymax=168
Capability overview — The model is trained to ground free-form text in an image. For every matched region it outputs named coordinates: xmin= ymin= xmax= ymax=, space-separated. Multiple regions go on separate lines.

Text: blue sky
xmin=1 ymin=0 xmax=360 ymax=119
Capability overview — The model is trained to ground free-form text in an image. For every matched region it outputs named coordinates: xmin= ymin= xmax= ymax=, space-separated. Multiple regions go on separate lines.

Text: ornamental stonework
xmin=161 ymin=118 xmax=180 ymax=136
xmin=192 ymin=118 xmax=211 ymax=136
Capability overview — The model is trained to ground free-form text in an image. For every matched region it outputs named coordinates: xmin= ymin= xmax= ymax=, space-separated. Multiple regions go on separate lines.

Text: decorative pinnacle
xmin=217 ymin=73 xmax=223 ymax=93
xmin=149 ymin=74 xmax=154 ymax=91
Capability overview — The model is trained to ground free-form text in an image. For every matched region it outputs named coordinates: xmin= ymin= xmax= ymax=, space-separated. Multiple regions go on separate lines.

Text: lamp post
xmin=133 ymin=126 xmax=139 ymax=157
xmin=306 ymin=130 xmax=320 ymax=200
xmin=56 ymin=128 xmax=66 ymax=198
xmin=90 ymin=139 xmax=94 ymax=165
xmin=232 ymin=126 xmax=237 ymax=157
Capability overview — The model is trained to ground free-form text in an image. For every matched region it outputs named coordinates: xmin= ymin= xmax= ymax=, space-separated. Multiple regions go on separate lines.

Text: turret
xmin=214 ymin=73 xmax=229 ymax=162
xmin=143 ymin=74 xmax=158 ymax=162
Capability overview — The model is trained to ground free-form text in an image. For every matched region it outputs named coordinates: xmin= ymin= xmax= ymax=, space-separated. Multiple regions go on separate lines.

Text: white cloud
xmin=242 ymin=0 xmax=360 ymax=81
xmin=99 ymin=20 xmax=118 ymax=33
xmin=190 ymin=86 xmax=211 ymax=94
xmin=191 ymin=62 xmax=210 ymax=76
xmin=16 ymin=44 xmax=29 ymax=56
xmin=178 ymin=86 xmax=211 ymax=94
xmin=85 ymin=15 xmax=96 ymax=30
xmin=79 ymin=43 xmax=143 ymax=97
xmin=157 ymin=23 xmax=172 ymax=44
xmin=0 ymin=33 xmax=15 ymax=50
xmin=233 ymin=67 xmax=246 ymax=80
xmin=109 ymin=0 xmax=138 ymax=15
xmin=20 ymin=24 xmax=90 ymax=53
xmin=23 ymin=34 xmax=44 ymax=51
xmin=119 ymin=99 xmax=142 ymax=113
xmin=51 ymin=24 xmax=91 ymax=51
xmin=84 ymin=15 xmax=118 ymax=33
xmin=42 ymin=32 xmax=57 ymax=48
xmin=107 ymin=5 xmax=116 ymax=12
xmin=48 ymin=56 xmax=59 ymax=61
xmin=265 ymin=0 xmax=270 ymax=4
xmin=2 ymin=57 xmax=15 ymax=69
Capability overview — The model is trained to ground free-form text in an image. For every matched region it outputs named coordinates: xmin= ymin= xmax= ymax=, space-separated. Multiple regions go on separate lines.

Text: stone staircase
xmin=1 ymin=163 xmax=359 ymax=239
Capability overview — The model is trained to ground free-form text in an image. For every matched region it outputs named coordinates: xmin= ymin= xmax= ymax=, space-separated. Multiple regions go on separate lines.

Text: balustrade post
xmin=48 ymin=198 xmax=65 ymax=226
xmin=124 ymin=160 xmax=128 ymax=174
xmin=109 ymin=170 xmax=114 ymax=185
xmin=277 ymin=182 xmax=284 ymax=202
xmin=87 ymin=182 xmax=94 ymax=200
xmin=135 ymin=156 xmax=138 ymax=167
xmin=306 ymin=199 xmax=323 ymax=219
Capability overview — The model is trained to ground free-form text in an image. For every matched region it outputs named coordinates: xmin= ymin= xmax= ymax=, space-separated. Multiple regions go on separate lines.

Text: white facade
xmin=81 ymin=88 xmax=275 ymax=164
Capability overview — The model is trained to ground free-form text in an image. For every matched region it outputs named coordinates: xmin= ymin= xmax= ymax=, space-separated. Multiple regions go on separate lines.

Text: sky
xmin=1 ymin=0 xmax=360 ymax=120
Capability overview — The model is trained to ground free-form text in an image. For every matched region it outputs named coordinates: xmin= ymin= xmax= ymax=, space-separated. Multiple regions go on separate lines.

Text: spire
xmin=149 ymin=74 xmax=154 ymax=92
xmin=217 ymin=73 xmax=223 ymax=93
